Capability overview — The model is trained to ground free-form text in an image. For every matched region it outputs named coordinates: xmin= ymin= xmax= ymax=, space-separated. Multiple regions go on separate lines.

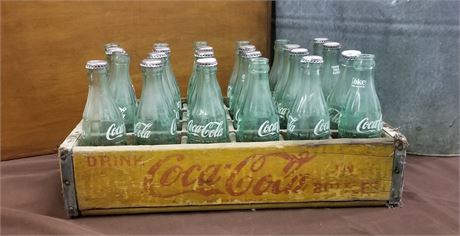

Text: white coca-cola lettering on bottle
xmin=106 ymin=123 xmax=124 ymax=140
xmin=328 ymin=108 xmax=341 ymax=124
xmin=351 ymin=78 xmax=367 ymax=88
xmin=257 ymin=120 xmax=279 ymax=137
xmin=356 ymin=117 xmax=382 ymax=133
xmin=278 ymin=106 xmax=289 ymax=116
xmin=187 ymin=120 xmax=224 ymax=138
xmin=313 ymin=119 xmax=330 ymax=136
xmin=170 ymin=119 xmax=177 ymax=136
xmin=118 ymin=106 xmax=127 ymax=119
xmin=332 ymin=65 xmax=340 ymax=75
xmin=134 ymin=122 xmax=152 ymax=139
xmin=287 ymin=115 xmax=298 ymax=132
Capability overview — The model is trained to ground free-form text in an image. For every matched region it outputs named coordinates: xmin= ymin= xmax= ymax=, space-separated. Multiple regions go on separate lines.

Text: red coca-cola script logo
xmin=143 ymin=152 xmax=315 ymax=198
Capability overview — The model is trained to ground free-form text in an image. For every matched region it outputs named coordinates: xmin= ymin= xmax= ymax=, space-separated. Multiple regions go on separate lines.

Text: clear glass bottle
xmin=272 ymin=44 xmax=300 ymax=105
xmin=287 ymin=56 xmax=330 ymax=140
xmin=277 ymin=48 xmax=309 ymax=129
xmin=154 ymin=46 xmax=181 ymax=111
xmin=338 ymin=54 xmax=382 ymax=138
xmin=81 ymin=60 xmax=126 ymax=146
xmin=104 ymin=42 xmax=119 ymax=52
xmin=327 ymin=50 xmax=362 ymax=129
xmin=228 ymin=44 xmax=256 ymax=112
xmin=187 ymin=50 xmax=215 ymax=110
xmin=187 ymin=58 xmax=229 ymax=143
xmin=233 ymin=51 xmax=262 ymax=124
xmin=135 ymin=59 xmax=178 ymax=145
xmin=268 ymin=39 xmax=289 ymax=91
xmin=236 ymin=57 xmax=279 ymax=142
xmin=105 ymin=47 xmax=125 ymax=72
xmin=227 ymin=40 xmax=250 ymax=98
xmin=108 ymin=51 xmax=137 ymax=132
xmin=321 ymin=42 xmax=341 ymax=99
xmin=312 ymin=38 xmax=328 ymax=56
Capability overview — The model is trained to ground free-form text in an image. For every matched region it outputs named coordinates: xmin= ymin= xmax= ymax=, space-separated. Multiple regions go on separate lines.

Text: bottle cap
xmin=148 ymin=52 xmax=167 ymax=60
xmin=289 ymin=48 xmax=309 ymax=55
xmin=341 ymin=50 xmax=362 ymax=59
xmin=194 ymin=41 xmax=208 ymax=49
xmin=104 ymin=42 xmax=119 ymax=50
xmin=275 ymin=39 xmax=290 ymax=45
xmin=197 ymin=58 xmax=218 ymax=67
xmin=140 ymin=59 xmax=163 ymax=68
xmin=323 ymin=42 xmax=341 ymax=49
xmin=283 ymin=44 xmax=301 ymax=51
xmin=239 ymin=45 xmax=256 ymax=53
xmin=195 ymin=51 xmax=215 ymax=58
xmin=301 ymin=55 xmax=323 ymax=64
xmin=236 ymin=40 xmax=250 ymax=47
xmin=195 ymin=46 xmax=214 ymax=54
xmin=250 ymin=57 xmax=269 ymax=65
xmin=313 ymin=38 xmax=329 ymax=44
xmin=105 ymin=47 xmax=126 ymax=55
xmin=154 ymin=46 xmax=171 ymax=55
xmin=154 ymin=42 xmax=169 ymax=48
xmin=86 ymin=60 xmax=108 ymax=69
xmin=354 ymin=54 xmax=376 ymax=69
xmin=242 ymin=50 xmax=262 ymax=58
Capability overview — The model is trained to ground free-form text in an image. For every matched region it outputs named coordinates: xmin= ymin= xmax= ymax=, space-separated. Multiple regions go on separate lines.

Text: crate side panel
xmin=73 ymin=143 xmax=394 ymax=210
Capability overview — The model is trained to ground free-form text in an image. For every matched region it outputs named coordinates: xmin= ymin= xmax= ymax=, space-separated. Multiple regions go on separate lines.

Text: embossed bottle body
xmin=321 ymin=42 xmax=341 ymax=99
xmin=227 ymin=41 xmax=250 ymax=99
xmin=82 ymin=60 xmax=126 ymax=146
xmin=338 ymin=54 xmax=382 ymax=138
xmin=268 ymin=39 xmax=289 ymax=91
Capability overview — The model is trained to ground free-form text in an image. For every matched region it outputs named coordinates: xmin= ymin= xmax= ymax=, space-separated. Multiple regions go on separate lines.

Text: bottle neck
xmin=88 ymin=69 xmax=110 ymax=95
xmin=303 ymin=63 xmax=322 ymax=87
xmin=196 ymin=67 xmax=218 ymax=101
xmin=352 ymin=67 xmax=375 ymax=91
xmin=142 ymin=67 xmax=163 ymax=90
xmin=323 ymin=49 xmax=340 ymax=65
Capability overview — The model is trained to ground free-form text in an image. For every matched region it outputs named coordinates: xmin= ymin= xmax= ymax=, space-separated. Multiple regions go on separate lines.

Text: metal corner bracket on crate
xmin=59 ymin=102 xmax=408 ymax=218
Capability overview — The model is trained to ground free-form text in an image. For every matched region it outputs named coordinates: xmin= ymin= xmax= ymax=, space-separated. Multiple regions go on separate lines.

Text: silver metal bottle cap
xmin=148 ymin=52 xmax=167 ymax=59
xmin=140 ymin=59 xmax=163 ymax=68
xmin=342 ymin=50 xmax=362 ymax=59
xmin=313 ymin=38 xmax=329 ymax=43
xmin=105 ymin=47 xmax=126 ymax=55
xmin=195 ymin=46 xmax=214 ymax=54
xmin=196 ymin=58 xmax=218 ymax=67
xmin=275 ymin=39 xmax=289 ymax=45
xmin=194 ymin=41 xmax=208 ymax=49
xmin=86 ymin=60 xmax=108 ymax=69
xmin=239 ymin=45 xmax=256 ymax=53
xmin=104 ymin=42 xmax=119 ymax=49
xmin=323 ymin=42 xmax=341 ymax=49
xmin=153 ymin=42 xmax=169 ymax=48
xmin=195 ymin=51 xmax=215 ymax=58
xmin=283 ymin=44 xmax=301 ymax=51
xmin=289 ymin=48 xmax=309 ymax=55
xmin=154 ymin=46 xmax=171 ymax=54
xmin=242 ymin=50 xmax=262 ymax=58
xmin=301 ymin=55 xmax=324 ymax=64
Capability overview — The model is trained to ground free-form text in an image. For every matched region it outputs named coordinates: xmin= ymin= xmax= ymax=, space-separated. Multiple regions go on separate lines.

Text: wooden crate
xmin=59 ymin=102 xmax=408 ymax=217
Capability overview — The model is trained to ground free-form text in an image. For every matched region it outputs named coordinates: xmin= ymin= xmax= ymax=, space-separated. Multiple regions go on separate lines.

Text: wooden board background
xmin=1 ymin=1 xmax=272 ymax=160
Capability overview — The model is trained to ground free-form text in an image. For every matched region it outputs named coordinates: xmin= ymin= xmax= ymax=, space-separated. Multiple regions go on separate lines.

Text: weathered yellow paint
xmin=73 ymin=142 xmax=394 ymax=212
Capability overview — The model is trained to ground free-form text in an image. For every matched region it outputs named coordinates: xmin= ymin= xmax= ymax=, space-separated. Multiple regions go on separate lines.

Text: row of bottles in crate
xmin=81 ymin=39 xmax=382 ymax=146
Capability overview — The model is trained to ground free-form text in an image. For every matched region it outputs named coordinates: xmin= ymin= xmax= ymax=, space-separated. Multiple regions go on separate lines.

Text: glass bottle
xmin=187 ymin=50 xmax=215 ymax=110
xmin=105 ymin=47 xmax=125 ymax=72
xmin=228 ymin=44 xmax=256 ymax=112
xmin=193 ymin=41 xmax=208 ymax=50
xmin=312 ymin=38 xmax=328 ymax=56
xmin=272 ymin=44 xmax=300 ymax=105
xmin=187 ymin=58 xmax=229 ymax=143
xmin=135 ymin=59 xmax=178 ymax=145
xmin=236 ymin=57 xmax=279 ymax=142
xmin=154 ymin=46 xmax=181 ymax=111
xmin=327 ymin=50 xmax=362 ymax=129
xmin=338 ymin=54 xmax=382 ymax=138
xmin=321 ymin=42 xmax=341 ymax=99
xmin=104 ymin=42 xmax=119 ymax=52
xmin=269 ymin=39 xmax=289 ymax=91
xmin=227 ymin=40 xmax=250 ymax=98
xmin=233 ymin=51 xmax=262 ymax=124
xmin=81 ymin=60 xmax=126 ymax=146
xmin=287 ymin=56 xmax=330 ymax=140
xmin=277 ymin=48 xmax=309 ymax=129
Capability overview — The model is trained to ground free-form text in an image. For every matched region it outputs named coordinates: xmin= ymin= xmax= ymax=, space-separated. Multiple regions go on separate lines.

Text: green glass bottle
xmin=228 ymin=44 xmax=256 ymax=113
xmin=108 ymin=51 xmax=137 ymax=133
xmin=187 ymin=58 xmax=229 ymax=143
xmin=320 ymin=42 xmax=341 ymax=99
xmin=268 ymin=39 xmax=289 ymax=91
xmin=287 ymin=56 xmax=330 ymax=140
xmin=277 ymin=48 xmax=309 ymax=129
xmin=188 ymin=50 xmax=216 ymax=111
xmin=327 ymin=50 xmax=362 ymax=129
xmin=338 ymin=54 xmax=382 ymax=138
xmin=81 ymin=60 xmax=126 ymax=146
xmin=154 ymin=46 xmax=181 ymax=111
xmin=236 ymin=57 xmax=279 ymax=142
xmin=272 ymin=44 xmax=300 ymax=106
xmin=135 ymin=59 xmax=178 ymax=145
xmin=233 ymin=51 xmax=262 ymax=124
xmin=227 ymin=40 xmax=250 ymax=98
xmin=105 ymin=47 xmax=125 ymax=72
xmin=312 ymin=38 xmax=328 ymax=56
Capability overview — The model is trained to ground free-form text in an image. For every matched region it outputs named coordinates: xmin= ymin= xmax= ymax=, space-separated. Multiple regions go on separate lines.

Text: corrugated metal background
xmin=276 ymin=0 xmax=459 ymax=155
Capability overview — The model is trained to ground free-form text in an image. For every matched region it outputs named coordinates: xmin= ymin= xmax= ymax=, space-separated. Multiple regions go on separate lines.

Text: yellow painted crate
xmin=59 ymin=101 xmax=408 ymax=217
